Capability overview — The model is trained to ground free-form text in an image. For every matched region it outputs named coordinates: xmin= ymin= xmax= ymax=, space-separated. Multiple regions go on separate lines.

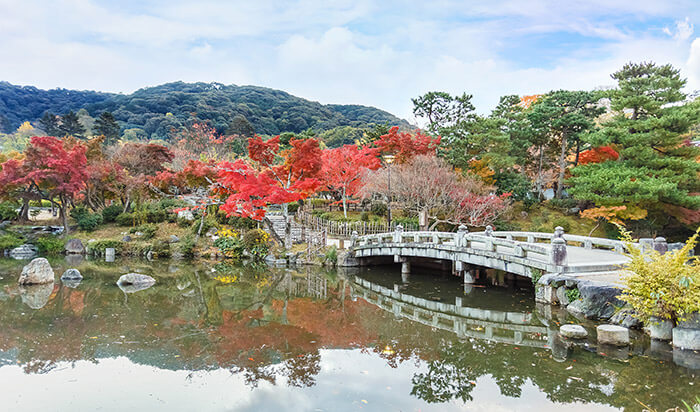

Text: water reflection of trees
xmin=0 ymin=260 xmax=696 ymax=411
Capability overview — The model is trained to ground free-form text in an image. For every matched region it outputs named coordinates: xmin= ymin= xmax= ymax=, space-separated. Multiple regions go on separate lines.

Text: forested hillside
xmin=0 ymin=81 xmax=408 ymax=138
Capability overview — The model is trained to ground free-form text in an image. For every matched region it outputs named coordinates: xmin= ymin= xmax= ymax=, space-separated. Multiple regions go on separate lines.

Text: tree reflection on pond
xmin=0 ymin=258 xmax=697 ymax=411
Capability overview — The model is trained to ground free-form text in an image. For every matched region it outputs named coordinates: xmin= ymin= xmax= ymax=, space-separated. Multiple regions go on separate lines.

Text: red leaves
xmin=0 ymin=136 xmax=88 ymax=211
xmin=248 ymin=135 xmax=280 ymax=166
xmin=578 ymin=146 xmax=619 ymax=165
xmin=374 ymin=126 xmax=441 ymax=163
xmin=216 ymin=137 xmax=323 ymax=220
xmin=321 ymin=145 xmax=381 ymax=198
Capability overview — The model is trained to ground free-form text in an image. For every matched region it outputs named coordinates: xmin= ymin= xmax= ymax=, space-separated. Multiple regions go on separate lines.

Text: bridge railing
xmin=350 ymin=224 xmax=663 ymax=269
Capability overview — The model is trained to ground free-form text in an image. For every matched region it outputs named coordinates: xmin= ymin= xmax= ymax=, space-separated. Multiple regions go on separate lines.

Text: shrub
xmin=179 ymin=234 xmax=197 ymax=259
xmin=565 ymin=288 xmax=581 ymax=302
xmin=493 ymin=219 xmax=520 ymax=231
xmin=177 ymin=217 xmax=193 ymax=228
xmin=619 ymin=226 xmax=700 ymax=325
xmin=70 ymin=205 xmax=89 ymax=221
xmin=360 ymin=211 xmax=370 ymax=222
xmin=371 ymin=202 xmax=388 ymax=217
xmin=192 ymin=215 xmax=219 ymax=235
xmin=242 ymin=229 xmax=270 ymax=260
xmin=530 ymin=268 xmax=543 ymax=284
xmin=116 ymin=213 xmax=135 ymax=226
xmin=287 ymin=203 xmax=300 ymax=213
xmin=0 ymin=234 xmax=23 ymax=251
xmin=150 ymin=240 xmax=171 ymax=258
xmin=551 ymin=217 xmax=571 ymax=233
xmin=102 ymin=204 xmax=123 ymax=223
xmin=129 ymin=223 xmax=157 ymax=240
xmin=226 ymin=216 xmax=257 ymax=230
xmin=393 ymin=216 xmax=418 ymax=228
xmin=0 ymin=202 xmax=19 ymax=221
xmin=214 ymin=228 xmax=243 ymax=260
xmin=35 ymin=236 xmax=65 ymax=255
xmin=77 ymin=213 xmax=103 ymax=231
xmin=324 ymin=245 xmax=338 ymax=266
xmin=547 ymin=198 xmax=578 ymax=211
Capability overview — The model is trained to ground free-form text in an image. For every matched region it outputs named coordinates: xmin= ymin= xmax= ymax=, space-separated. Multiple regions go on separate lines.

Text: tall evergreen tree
xmin=529 ymin=90 xmax=602 ymax=198
xmin=39 ymin=112 xmax=61 ymax=136
xmin=93 ymin=111 xmax=120 ymax=145
xmin=569 ymin=62 xmax=700 ymax=217
xmin=58 ymin=111 xmax=86 ymax=139
xmin=226 ymin=114 xmax=254 ymax=137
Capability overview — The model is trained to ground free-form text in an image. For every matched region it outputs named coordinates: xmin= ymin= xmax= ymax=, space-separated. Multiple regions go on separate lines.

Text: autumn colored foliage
xmin=321 ymin=145 xmax=381 ymax=216
xmin=217 ymin=136 xmax=323 ymax=221
xmin=578 ymin=146 xmax=619 ymax=165
xmin=374 ymin=126 xmax=441 ymax=163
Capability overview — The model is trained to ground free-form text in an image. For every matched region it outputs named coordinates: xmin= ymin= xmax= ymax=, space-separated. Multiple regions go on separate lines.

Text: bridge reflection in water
xmin=350 ymin=276 xmax=550 ymax=349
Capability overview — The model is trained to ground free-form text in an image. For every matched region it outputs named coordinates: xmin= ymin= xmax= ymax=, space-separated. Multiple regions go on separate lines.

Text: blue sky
xmin=1 ymin=0 xmax=699 ymax=122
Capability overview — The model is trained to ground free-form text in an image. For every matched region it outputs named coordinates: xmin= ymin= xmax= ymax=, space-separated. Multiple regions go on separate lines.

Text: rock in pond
xmin=18 ymin=258 xmax=55 ymax=285
xmin=117 ymin=273 xmax=156 ymax=293
xmin=61 ymin=268 xmax=83 ymax=280
xmin=20 ymin=283 xmax=54 ymax=309
xmin=609 ymin=308 xmax=643 ymax=329
xmin=9 ymin=244 xmax=37 ymax=260
xmin=64 ymin=238 xmax=85 ymax=254
xmin=576 ymin=282 xmax=624 ymax=320
xmin=560 ymin=324 xmax=588 ymax=339
xmin=672 ymin=328 xmax=700 ymax=351
xmin=597 ymin=324 xmax=629 ymax=347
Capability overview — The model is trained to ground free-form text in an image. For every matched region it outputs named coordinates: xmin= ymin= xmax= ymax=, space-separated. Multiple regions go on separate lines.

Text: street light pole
xmin=382 ymin=154 xmax=395 ymax=229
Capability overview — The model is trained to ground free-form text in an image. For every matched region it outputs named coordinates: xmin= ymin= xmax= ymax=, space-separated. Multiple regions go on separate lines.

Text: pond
xmin=0 ymin=257 xmax=697 ymax=411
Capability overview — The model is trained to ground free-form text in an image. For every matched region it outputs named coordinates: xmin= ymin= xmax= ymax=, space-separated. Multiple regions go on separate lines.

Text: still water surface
xmin=0 ymin=258 xmax=697 ymax=411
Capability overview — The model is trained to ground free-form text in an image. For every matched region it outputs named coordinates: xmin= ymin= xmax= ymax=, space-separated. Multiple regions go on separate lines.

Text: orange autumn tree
xmin=217 ymin=135 xmax=323 ymax=248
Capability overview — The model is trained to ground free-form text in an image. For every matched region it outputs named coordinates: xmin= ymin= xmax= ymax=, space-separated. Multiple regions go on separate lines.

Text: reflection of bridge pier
xmin=351 ymin=277 xmax=550 ymax=349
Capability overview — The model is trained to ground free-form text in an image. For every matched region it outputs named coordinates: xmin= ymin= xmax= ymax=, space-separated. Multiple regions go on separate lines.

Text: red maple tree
xmin=0 ymin=136 xmax=87 ymax=232
xmin=578 ymin=146 xmax=619 ymax=165
xmin=217 ymin=136 xmax=323 ymax=247
xmin=320 ymin=144 xmax=381 ymax=217
xmin=374 ymin=126 xmax=441 ymax=163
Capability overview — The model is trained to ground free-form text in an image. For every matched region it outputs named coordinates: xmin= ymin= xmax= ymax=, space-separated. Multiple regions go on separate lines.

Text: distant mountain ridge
xmin=0 ymin=81 xmax=409 ymax=138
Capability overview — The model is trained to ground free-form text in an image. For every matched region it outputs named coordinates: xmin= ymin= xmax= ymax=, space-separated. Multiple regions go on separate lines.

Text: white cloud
xmin=0 ymin=0 xmax=699 ymax=120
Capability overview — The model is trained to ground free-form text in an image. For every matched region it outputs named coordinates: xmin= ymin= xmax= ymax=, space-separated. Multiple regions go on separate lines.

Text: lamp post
xmin=382 ymin=154 xmax=395 ymax=229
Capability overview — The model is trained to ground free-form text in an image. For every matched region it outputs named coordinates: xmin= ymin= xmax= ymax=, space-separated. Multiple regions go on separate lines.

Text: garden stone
xmin=122 ymin=235 xmax=132 ymax=242
xmin=560 ymin=324 xmax=587 ymax=339
xmin=565 ymin=279 xmax=578 ymax=288
xmin=19 ymin=283 xmax=54 ymax=309
xmin=549 ymin=276 xmax=566 ymax=288
xmin=169 ymin=235 xmax=180 ymax=243
xmin=672 ymin=328 xmax=700 ymax=350
xmin=648 ymin=317 xmax=674 ymax=341
xmin=134 ymin=231 xmax=144 ymax=237
xmin=18 ymin=258 xmax=54 ymax=285
xmin=64 ymin=238 xmax=85 ymax=254
xmin=609 ymin=308 xmax=642 ymax=329
xmin=105 ymin=248 xmax=115 ymax=262
xmin=566 ymin=299 xmax=585 ymax=318
xmin=576 ymin=282 xmax=623 ymax=320
xmin=117 ymin=273 xmax=156 ymax=288
xmin=61 ymin=268 xmax=82 ymax=280
xmin=177 ymin=210 xmax=195 ymax=221
xmin=9 ymin=244 xmax=37 ymax=260
xmin=543 ymin=286 xmax=558 ymax=304
xmin=556 ymin=287 xmax=570 ymax=306
xmin=596 ymin=324 xmax=629 ymax=347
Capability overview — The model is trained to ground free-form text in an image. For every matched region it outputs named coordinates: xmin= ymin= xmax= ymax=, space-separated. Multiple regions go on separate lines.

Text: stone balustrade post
xmin=553 ymin=226 xmax=565 ymax=239
xmin=653 ymin=237 xmax=668 ymax=254
xmin=550 ymin=237 xmax=568 ymax=266
xmin=456 ymin=224 xmax=468 ymax=247
xmin=350 ymin=230 xmax=358 ymax=249
xmin=393 ymin=224 xmax=404 ymax=243
xmin=485 ymin=225 xmax=493 ymax=237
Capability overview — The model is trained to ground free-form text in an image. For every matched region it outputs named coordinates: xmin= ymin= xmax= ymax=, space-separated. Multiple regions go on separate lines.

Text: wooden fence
xmin=295 ymin=210 xmax=418 ymax=237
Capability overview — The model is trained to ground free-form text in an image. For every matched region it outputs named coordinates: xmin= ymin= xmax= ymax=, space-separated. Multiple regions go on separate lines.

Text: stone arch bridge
xmin=349 ymin=225 xmax=667 ymax=283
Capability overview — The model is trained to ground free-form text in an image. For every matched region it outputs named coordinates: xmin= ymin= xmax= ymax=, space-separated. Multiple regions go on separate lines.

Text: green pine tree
xmin=93 ymin=111 xmax=121 ymax=145
xmin=569 ymin=62 xmax=700 ymax=215
xmin=58 ymin=111 xmax=86 ymax=139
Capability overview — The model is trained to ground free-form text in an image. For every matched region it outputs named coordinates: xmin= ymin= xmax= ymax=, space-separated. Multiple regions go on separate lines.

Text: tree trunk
xmin=283 ymin=203 xmax=291 ymax=249
xmin=196 ymin=206 xmax=207 ymax=239
xmin=18 ymin=198 xmax=30 ymax=222
xmin=555 ymin=132 xmax=568 ymax=199
xmin=59 ymin=195 xmax=69 ymax=234
xmin=342 ymin=188 xmax=348 ymax=219
xmin=535 ymin=144 xmax=544 ymax=200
